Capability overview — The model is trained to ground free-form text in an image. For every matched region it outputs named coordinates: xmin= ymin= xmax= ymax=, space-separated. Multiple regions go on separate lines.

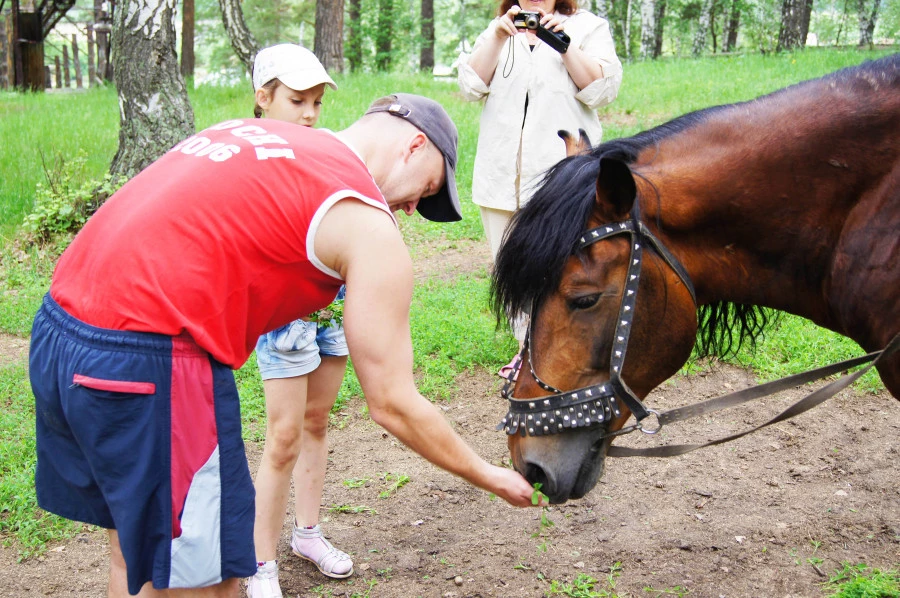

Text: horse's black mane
xmin=491 ymin=54 xmax=898 ymax=358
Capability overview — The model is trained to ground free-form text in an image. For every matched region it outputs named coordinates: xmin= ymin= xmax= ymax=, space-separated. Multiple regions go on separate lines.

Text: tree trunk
xmin=623 ymin=0 xmax=632 ymax=58
xmin=639 ymin=0 xmax=655 ymax=59
xmin=109 ymin=0 xmax=194 ymax=181
xmin=724 ymin=0 xmax=740 ymax=52
xmin=219 ymin=0 xmax=259 ymax=76
xmin=799 ymin=0 xmax=813 ymax=44
xmin=692 ymin=0 xmax=712 ymax=56
xmin=419 ymin=0 xmax=434 ymax=72
xmin=314 ymin=0 xmax=344 ymax=73
xmin=180 ymin=0 xmax=195 ymax=80
xmin=346 ymin=0 xmax=362 ymax=71
xmin=94 ymin=0 xmax=112 ymax=81
xmin=777 ymin=0 xmax=806 ymax=51
xmin=856 ymin=0 xmax=881 ymax=46
xmin=375 ymin=0 xmax=393 ymax=71
xmin=652 ymin=0 xmax=666 ymax=57
xmin=835 ymin=0 xmax=851 ymax=44
xmin=17 ymin=7 xmax=44 ymax=91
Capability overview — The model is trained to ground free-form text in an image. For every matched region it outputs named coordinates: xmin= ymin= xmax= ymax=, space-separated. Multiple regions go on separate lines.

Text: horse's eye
xmin=569 ymin=294 xmax=600 ymax=310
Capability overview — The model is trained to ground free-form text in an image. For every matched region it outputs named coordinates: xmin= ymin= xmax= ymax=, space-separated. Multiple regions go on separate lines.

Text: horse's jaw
xmin=508 ymin=430 xmax=613 ymax=504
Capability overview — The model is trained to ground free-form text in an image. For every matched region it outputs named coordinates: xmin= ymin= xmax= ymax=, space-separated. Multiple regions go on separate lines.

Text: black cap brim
xmin=416 ymin=154 xmax=462 ymax=222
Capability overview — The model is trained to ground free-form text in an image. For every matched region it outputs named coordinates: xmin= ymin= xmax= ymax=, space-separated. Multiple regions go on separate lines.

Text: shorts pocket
xmin=72 ymin=373 xmax=156 ymax=396
xmin=270 ymin=320 xmax=317 ymax=354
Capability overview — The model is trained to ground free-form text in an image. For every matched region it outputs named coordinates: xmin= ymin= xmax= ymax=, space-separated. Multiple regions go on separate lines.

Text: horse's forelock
xmin=491 ymin=155 xmax=601 ymax=324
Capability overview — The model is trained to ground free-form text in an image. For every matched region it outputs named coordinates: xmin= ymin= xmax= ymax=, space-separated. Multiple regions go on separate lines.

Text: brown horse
xmin=491 ymin=54 xmax=900 ymax=504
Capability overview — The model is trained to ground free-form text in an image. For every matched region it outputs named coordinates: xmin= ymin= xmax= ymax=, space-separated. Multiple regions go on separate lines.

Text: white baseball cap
xmin=252 ymin=44 xmax=337 ymax=92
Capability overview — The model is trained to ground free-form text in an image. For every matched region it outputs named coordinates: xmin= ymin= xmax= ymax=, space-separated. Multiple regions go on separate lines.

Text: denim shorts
xmin=255 ymin=287 xmax=348 ymax=380
xmin=30 ymin=295 xmax=256 ymax=593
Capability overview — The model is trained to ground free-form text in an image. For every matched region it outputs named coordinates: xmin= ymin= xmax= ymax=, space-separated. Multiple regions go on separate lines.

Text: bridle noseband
xmin=497 ymin=211 xmax=697 ymax=437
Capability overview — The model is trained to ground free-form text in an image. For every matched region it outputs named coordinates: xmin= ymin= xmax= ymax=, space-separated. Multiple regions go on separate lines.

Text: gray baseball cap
xmin=365 ymin=93 xmax=462 ymax=223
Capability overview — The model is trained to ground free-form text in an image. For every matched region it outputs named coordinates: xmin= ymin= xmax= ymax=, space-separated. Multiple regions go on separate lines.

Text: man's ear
xmin=255 ymin=88 xmax=270 ymax=111
xmin=408 ymin=132 xmax=428 ymax=159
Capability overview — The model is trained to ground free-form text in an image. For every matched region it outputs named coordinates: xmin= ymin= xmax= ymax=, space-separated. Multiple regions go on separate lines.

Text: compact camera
xmin=512 ymin=11 xmax=571 ymax=53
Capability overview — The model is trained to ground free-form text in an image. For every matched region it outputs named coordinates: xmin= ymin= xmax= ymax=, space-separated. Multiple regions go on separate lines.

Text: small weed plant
xmin=545 ymin=564 xmax=623 ymax=597
xmin=23 ymin=152 xmax=125 ymax=243
xmin=327 ymin=504 xmax=377 ymax=515
xmin=378 ymin=472 xmax=410 ymax=498
xmin=824 ymin=562 xmax=900 ymax=598
xmin=342 ymin=477 xmax=371 ymax=489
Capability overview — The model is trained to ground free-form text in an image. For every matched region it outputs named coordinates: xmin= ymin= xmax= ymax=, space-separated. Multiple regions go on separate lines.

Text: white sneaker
xmin=246 ymin=561 xmax=283 ymax=598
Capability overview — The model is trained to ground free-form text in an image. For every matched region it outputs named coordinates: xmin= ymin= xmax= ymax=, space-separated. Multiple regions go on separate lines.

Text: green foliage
xmin=0 ymin=244 xmax=54 ymax=336
xmin=825 ymin=563 xmax=900 ymax=597
xmin=719 ymin=314 xmax=884 ymax=393
xmin=545 ymin=565 xmax=623 ymax=597
xmin=408 ymin=274 xmax=518 ymax=399
xmin=234 ymin=357 xmax=267 ymax=441
xmin=0 ymin=87 xmax=119 ymax=234
xmin=23 ymin=153 xmax=125 ymax=242
xmin=310 ymin=299 xmax=345 ymax=329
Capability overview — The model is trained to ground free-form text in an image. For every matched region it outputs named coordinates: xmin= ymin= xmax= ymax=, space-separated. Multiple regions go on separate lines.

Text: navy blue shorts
xmin=30 ymin=295 xmax=256 ymax=593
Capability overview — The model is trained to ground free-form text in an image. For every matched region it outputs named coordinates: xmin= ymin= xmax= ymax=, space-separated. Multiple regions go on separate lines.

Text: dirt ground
xmin=2 ymin=240 xmax=898 ymax=598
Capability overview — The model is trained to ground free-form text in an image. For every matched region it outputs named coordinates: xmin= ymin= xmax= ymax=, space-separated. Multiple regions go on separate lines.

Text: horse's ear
xmin=595 ymin=158 xmax=636 ymax=220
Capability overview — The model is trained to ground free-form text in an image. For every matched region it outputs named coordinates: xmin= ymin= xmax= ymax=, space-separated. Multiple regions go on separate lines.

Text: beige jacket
xmin=457 ymin=10 xmax=622 ymax=211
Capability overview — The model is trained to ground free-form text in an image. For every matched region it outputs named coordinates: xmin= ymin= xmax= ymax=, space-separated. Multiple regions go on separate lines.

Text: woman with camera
xmin=457 ymin=0 xmax=622 ymax=377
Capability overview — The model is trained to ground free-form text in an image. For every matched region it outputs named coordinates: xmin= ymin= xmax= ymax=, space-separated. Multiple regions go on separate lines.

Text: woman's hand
xmin=492 ymin=6 xmax=524 ymax=40
xmin=538 ymin=11 xmax=566 ymax=34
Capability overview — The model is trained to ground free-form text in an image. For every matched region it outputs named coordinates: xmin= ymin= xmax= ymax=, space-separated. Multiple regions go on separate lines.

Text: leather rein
xmin=497 ymin=208 xmax=900 ymax=458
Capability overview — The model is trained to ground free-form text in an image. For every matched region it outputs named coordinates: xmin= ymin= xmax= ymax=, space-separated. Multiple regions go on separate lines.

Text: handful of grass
xmin=309 ymin=298 xmax=345 ymax=328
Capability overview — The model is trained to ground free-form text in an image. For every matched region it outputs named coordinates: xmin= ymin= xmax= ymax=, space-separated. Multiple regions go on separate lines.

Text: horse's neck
xmin=642 ymin=103 xmax=896 ymax=327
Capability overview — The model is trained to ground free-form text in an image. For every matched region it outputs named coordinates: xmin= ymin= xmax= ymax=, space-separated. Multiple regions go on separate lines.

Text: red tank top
xmin=51 ymin=119 xmax=391 ymax=368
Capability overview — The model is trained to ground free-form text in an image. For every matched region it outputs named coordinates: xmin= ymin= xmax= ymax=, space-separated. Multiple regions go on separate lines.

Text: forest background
xmin=38 ymin=0 xmax=900 ymax=90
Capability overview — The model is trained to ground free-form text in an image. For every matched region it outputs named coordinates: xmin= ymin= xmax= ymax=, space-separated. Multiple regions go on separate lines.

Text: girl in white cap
xmin=248 ymin=43 xmax=353 ymax=598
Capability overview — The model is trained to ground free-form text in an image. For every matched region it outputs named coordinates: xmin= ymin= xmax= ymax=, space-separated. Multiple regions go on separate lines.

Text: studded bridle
xmin=496 ymin=209 xmax=900 ymax=455
xmin=497 ymin=206 xmax=697 ymax=438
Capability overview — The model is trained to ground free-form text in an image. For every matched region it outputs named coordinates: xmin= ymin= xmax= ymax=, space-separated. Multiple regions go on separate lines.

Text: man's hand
xmin=484 ymin=464 xmax=547 ymax=507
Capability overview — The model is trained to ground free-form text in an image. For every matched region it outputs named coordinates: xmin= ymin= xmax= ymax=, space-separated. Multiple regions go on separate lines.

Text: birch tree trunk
xmin=856 ymin=0 xmax=881 ymax=46
xmin=639 ymin=0 xmax=656 ymax=59
xmin=624 ymin=0 xmax=633 ymax=58
xmin=692 ymin=0 xmax=713 ymax=56
xmin=109 ymin=0 xmax=194 ymax=180
xmin=219 ymin=0 xmax=259 ymax=75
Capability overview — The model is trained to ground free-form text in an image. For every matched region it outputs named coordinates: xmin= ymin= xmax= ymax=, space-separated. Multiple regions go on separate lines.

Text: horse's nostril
xmin=523 ymin=462 xmax=553 ymax=497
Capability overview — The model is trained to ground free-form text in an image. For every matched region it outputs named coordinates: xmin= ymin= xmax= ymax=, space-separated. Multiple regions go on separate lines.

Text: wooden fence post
xmin=62 ymin=44 xmax=70 ymax=88
xmin=0 ymin=12 xmax=8 ymax=89
xmin=72 ymin=34 xmax=82 ymax=88
xmin=87 ymin=25 xmax=95 ymax=87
